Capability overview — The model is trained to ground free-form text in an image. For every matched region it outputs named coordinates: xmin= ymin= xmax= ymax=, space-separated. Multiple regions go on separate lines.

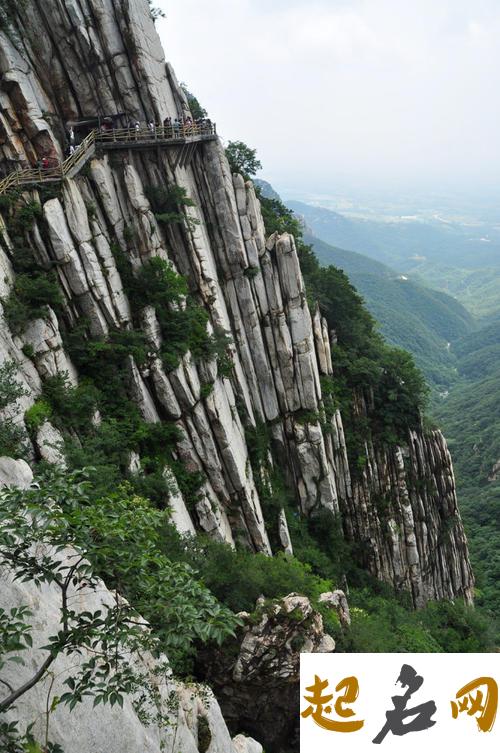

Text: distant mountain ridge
xmin=286 ymin=198 xmax=500 ymax=318
xmin=302 ymin=232 xmax=395 ymax=278
xmin=287 ymin=198 xmax=500 ymax=271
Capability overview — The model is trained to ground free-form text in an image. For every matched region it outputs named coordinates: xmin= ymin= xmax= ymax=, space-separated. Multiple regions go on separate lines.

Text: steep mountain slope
xmin=302 ymin=232 xmax=394 ymax=277
xmin=412 ymin=265 xmax=500 ymax=319
xmin=0 ymin=2 xmax=480 ymax=751
xmin=303 ymin=232 xmax=474 ymax=390
xmin=434 ymin=321 xmax=500 ymax=618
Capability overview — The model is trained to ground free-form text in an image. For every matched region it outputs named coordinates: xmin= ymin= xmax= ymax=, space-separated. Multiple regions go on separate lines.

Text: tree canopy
xmin=225 ymin=141 xmax=262 ymax=178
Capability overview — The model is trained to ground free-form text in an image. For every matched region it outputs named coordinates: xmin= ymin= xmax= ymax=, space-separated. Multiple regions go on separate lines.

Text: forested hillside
xmin=435 ymin=320 xmax=500 ymax=619
xmin=303 ymin=233 xmax=474 ymax=392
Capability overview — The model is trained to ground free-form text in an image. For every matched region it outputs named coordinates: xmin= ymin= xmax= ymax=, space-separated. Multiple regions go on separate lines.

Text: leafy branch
xmin=0 ymin=470 xmax=240 ymax=744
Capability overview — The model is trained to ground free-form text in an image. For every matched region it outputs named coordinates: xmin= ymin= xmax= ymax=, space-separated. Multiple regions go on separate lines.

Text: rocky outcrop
xmin=0 ymin=455 xmax=33 ymax=489
xmin=488 ymin=458 xmax=500 ymax=481
xmin=319 ymin=589 xmax=351 ymax=628
xmin=198 ymin=594 xmax=335 ymax=753
xmin=338 ymin=428 xmax=474 ymax=607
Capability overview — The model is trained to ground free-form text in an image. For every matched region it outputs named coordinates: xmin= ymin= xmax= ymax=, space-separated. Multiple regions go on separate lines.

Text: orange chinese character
xmin=451 ymin=677 xmax=498 ymax=732
xmin=301 ymin=675 xmax=364 ymax=732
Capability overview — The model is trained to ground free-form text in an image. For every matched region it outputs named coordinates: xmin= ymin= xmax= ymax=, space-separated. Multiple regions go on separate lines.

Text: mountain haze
xmin=288 ymin=198 xmax=500 ymax=319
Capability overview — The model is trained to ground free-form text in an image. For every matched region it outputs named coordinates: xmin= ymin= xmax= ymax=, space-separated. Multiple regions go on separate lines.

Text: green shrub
xmin=43 ymin=332 xmax=186 ymax=506
xmin=200 ymin=382 xmax=214 ymax=399
xmin=125 ymin=257 xmax=232 ymax=375
xmin=0 ymin=421 xmax=27 ymax=459
xmin=42 ymin=373 xmax=99 ymax=434
xmin=5 ymin=272 xmax=63 ymax=334
xmin=334 ymin=587 xmax=494 ymax=654
xmin=21 ymin=343 xmax=35 ymax=360
xmin=243 ymin=266 xmax=260 ymax=280
xmin=180 ymin=83 xmax=207 ymax=119
xmin=244 ymin=420 xmax=293 ymax=545
xmin=0 ymin=196 xmax=62 ymax=334
xmin=225 ymin=141 xmax=262 ymax=178
xmin=65 ymin=327 xmax=151 ymax=418
xmin=160 ymin=526 xmax=330 ymax=613
xmin=146 ymin=185 xmax=198 ymax=230
xmin=24 ymin=400 xmax=52 ymax=436
xmin=14 ymin=200 xmax=42 ymax=232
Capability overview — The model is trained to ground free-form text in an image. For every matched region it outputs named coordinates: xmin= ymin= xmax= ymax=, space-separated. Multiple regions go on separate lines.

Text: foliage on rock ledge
xmin=160 ymin=524 xmax=494 ymax=656
xmin=0 ymin=194 xmax=62 ymax=336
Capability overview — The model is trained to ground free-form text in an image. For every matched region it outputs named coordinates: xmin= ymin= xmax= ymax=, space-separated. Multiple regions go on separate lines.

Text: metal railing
xmin=0 ymin=122 xmax=217 ymax=194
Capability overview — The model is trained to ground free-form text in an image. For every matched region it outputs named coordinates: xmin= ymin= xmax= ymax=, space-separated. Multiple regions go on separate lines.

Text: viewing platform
xmin=0 ymin=122 xmax=217 ymax=194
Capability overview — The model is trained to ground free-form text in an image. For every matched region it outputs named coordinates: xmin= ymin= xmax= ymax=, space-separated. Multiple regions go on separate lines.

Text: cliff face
xmin=0 ymin=0 xmax=476 ymax=749
xmin=0 ymin=0 xmax=473 ymax=600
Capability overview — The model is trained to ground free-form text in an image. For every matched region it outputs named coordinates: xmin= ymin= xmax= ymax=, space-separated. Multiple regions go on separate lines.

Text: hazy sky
xmin=156 ymin=1 xmax=500 ymax=196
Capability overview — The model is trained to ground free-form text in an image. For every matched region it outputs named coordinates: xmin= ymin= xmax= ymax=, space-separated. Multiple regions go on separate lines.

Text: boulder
xmin=0 ymin=456 xmax=33 ymax=489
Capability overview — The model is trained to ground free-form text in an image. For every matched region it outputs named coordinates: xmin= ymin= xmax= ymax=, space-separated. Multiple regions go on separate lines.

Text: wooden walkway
xmin=0 ymin=123 xmax=217 ymax=194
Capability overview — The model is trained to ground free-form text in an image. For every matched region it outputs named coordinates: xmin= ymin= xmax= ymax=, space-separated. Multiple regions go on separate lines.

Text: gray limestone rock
xmin=0 ymin=457 xmax=33 ymax=489
xmin=319 ymin=590 xmax=351 ymax=627
xmin=35 ymin=420 xmax=66 ymax=467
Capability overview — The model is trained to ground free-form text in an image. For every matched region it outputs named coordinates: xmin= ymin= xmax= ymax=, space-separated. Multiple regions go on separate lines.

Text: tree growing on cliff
xmin=0 ymin=470 xmax=239 ymax=751
xmin=225 ymin=141 xmax=262 ymax=179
